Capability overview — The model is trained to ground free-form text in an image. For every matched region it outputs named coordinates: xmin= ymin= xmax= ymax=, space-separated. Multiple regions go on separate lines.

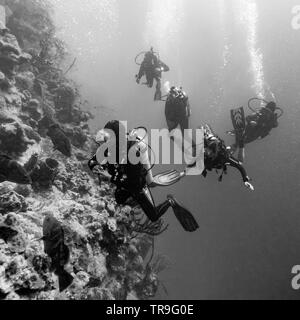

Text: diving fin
xmin=230 ymin=107 xmax=245 ymax=146
xmin=167 ymin=195 xmax=199 ymax=232
xmin=230 ymin=107 xmax=246 ymax=131
xmin=152 ymin=169 xmax=184 ymax=187
xmin=56 ymin=268 xmax=74 ymax=292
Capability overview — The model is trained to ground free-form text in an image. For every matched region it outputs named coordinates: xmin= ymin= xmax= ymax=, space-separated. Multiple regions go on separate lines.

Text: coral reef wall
xmin=0 ymin=0 xmax=167 ymax=300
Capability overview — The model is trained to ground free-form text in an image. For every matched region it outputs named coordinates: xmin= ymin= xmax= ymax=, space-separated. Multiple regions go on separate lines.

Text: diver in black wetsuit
xmin=165 ymin=86 xmax=191 ymax=135
xmin=189 ymin=125 xmax=254 ymax=191
xmin=244 ymin=102 xmax=279 ymax=141
xmin=88 ymin=120 xmax=199 ymax=232
xmin=229 ymin=101 xmax=280 ymax=162
xmin=135 ymin=48 xmax=170 ymax=101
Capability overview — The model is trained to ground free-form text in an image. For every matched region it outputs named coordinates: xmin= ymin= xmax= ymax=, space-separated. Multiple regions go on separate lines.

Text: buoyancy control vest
xmin=106 ymin=138 xmax=148 ymax=191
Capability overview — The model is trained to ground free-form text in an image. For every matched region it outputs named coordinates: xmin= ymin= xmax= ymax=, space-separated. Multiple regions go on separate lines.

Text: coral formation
xmin=0 ymin=191 xmax=27 ymax=214
xmin=29 ymin=158 xmax=59 ymax=191
xmin=0 ymin=0 xmax=168 ymax=300
xmin=46 ymin=124 xmax=72 ymax=157
xmin=0 ymin=121 xmax=35 ymax=157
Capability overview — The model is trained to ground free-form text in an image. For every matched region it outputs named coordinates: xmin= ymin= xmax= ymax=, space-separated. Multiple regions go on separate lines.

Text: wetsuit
xmin=136 ymin=51 xmax=170 ymax=100
xmin=165 ymin=90 xmax=191 ymax=135
xmin=243 ymin=108 xmax=278 ymax=144
xmin=89 ymin=137 xmax=172 ymax=223
xmin=137 ymin=53 xmax=169 ymax=86
xmin=203 ymin=128 xmax=250 ymax=183
xmin=226 ymin=157 xmax=249 ymax=182
xmin=229 ymin=107 xmax=278 ymax=162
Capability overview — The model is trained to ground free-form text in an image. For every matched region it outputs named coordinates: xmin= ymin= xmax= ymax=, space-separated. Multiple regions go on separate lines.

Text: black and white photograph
xmin=0 ymin=0 xmax=299 ymax=307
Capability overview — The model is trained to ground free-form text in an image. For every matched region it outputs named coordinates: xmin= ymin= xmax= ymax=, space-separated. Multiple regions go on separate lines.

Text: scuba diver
xmin=164 ymin=86 xmax=196 ymax=162
xmin=228 ymin=98 xmax=282 ymax=162
xmin=135 ymin=48 xmax=170 ymax=101
xmin=88 ymin=120 xmax=199 ymax=232
xmin=165 ymin=86 xmax=191 ymax=136
xmin=188 ymin=124 xmax=254 ymax=191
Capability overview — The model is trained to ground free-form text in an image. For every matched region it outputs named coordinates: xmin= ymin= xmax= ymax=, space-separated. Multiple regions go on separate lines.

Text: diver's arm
xmin=88 ymin=152 xmax=111 ymax=179
xmin=228 ymin=156 xmax=249 ymax=182
xmin=228 ymin=156 xmax=254 ymax=191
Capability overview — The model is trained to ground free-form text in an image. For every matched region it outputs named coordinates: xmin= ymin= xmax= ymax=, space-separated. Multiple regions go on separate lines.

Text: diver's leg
xmin=237 ymin=147 xmax=245 ymax=163
xmin=166 ymin=119 xmax=178 ymax=132
xmin=180 ymin=116 xmax=194 ymax=150
xmin=132 ymin=188 xmax=199 ymax=232
xmin=237 ymin=137 xmax=245 ymax=162
xmin=167 ymin=121 xmax=180 ymax=146
xmin=156 ymin=77 xmax=161 ymax=91
xmin=180 ymin=117 xmax=188 ymax=136
xmin=114 ymin=187 xmax=132 ymax=205
xmin=178 ymin=118 xmax=187 ymax=152
xmin=146 ymin=73 xmax=154 ymax=88
xmin=156 ymin=199 xmax=172 ymax=219
xmin=154 ymin=77 xmax=162 ymax=100
xmin=229 ymin=130 xmax=241 ymax=154
xmin=180 ymin=117 xmax=197 ymax=160
xmin=132 ymin=187 xmax=171 ymax=222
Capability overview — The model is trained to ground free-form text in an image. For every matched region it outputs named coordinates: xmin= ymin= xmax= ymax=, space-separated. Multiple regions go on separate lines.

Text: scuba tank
xmin=110 ymin=127 xmax=150 ymax=190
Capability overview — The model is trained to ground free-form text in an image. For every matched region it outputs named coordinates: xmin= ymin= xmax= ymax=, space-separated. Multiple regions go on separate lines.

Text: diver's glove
xmin=135 ymin=75 xmax=140 ymax=84
xmin=89 ymin=163 xmax=111 ymax=185
xmin=244 ymin=181 xmax=254 ymax=191
xmin=95 ymin=167 xmax=111 ymax=180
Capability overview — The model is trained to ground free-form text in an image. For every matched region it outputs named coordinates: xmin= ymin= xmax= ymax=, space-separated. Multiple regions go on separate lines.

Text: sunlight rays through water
xmin=237 ymin=0 xmax=269 ymax=99
xmin=51 ymin=0 xmax=119 ymax=62
xmin=143 ymin=0 xmax=184 ymax=85
xmin=210 ymin=0 xmax=233 ymax=109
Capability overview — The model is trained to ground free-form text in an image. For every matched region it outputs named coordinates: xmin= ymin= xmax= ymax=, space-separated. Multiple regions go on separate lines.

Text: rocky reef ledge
xmin=0 ymin=0 xmax=169 ymax=300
